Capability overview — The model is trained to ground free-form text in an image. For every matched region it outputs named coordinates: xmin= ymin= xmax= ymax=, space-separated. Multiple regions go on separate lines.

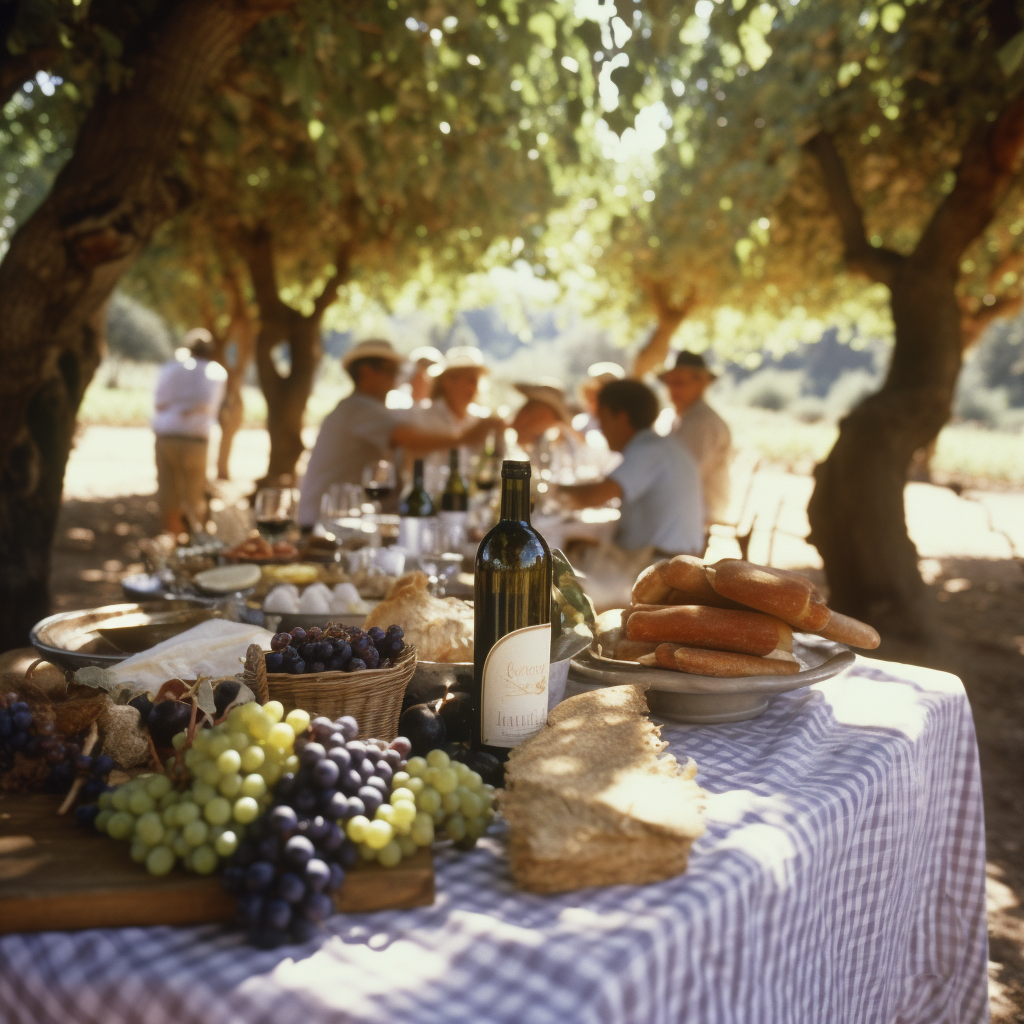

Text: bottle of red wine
xmin=398 ymin=459 xmax=436 ymax=553
xmin=440 ymin=449 xmax=468 ymax=512
xmin=472 ymin=460 xmax=552 ymax=759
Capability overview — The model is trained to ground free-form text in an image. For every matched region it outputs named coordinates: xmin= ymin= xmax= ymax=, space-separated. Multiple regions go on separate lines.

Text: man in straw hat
xmin=297 ymin=340 xmax=503 ymax=527
xmin=659 ymin=350 xmax=732 ymax=528
xmin=412 ymin=345 xmax=493 ymax=491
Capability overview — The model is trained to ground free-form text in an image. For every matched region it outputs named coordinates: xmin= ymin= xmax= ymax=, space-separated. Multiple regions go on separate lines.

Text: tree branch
xmin=805 ymin=132 xmax=904 ymax=287
xmin=237 ymin=224 xmax=286 ymax=320
xmin=631 ymin=280 xmax=696 ymax=378
xmin=959 ymin=293 xmax=1023 ymax=350
xmin=311 ymin=243 xmax=352 ymax=319
xmin=914 ymin=96 xmax=1024 ymax=271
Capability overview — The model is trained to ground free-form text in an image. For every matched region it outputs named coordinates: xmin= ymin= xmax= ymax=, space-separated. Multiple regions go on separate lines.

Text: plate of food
xmin=569 ymin=556 xmax=874 ymax=724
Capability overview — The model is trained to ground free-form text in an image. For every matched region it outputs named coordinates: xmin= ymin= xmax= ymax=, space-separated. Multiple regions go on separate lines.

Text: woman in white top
xmin=412 ymin=346 xmax=490 ymax=492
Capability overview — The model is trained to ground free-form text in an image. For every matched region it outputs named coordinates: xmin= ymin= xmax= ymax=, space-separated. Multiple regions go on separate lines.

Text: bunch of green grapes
xmin=93 ymin=700 xmax=310 ymax=877
xmin=344 ymin=748 xmax=495 ymax=868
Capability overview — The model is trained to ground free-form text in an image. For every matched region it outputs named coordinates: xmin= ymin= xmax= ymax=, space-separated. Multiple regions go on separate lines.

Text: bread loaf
xmin=672 ymin=645 xmax=800 ymax=677
xmin=630 ymin=562 xmax=678 ymax=605
xmin=814 ymin=610 xmax=880 ymax=649
xmin=658 ymin=556 xmax=744 ymax=609
xmin=704 ymin=559 xmax=831 ymax=631
xmin=625 ymin=604 xmax=793 ymax=656
xmin=501 ymin=684 xmax=705 ymax=893
xmin=613 ymin=639 xmax=661 ymax=662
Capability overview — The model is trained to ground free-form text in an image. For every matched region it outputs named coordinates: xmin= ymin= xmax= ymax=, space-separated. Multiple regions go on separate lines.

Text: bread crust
xmin=658 ymin=555 xmax=744 ymax=609
xmin=814 ymin=610 xmax=880 ymax=649
xmin=625 ymin=604 xmax=793 ymax=656
xmin=704 ymin=559 xmax=831 ymax=631
xmin=672 ymin=645 xmax=801 ymax=677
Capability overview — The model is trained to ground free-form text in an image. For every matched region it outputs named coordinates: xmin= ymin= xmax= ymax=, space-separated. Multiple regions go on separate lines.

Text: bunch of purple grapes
xmin=222 ymin=712 xmax=410 ymax=947
xmin=265 ymin=623 xmax=405 ymax=676
xmin=0 ymin=691 xmax=113 ymax=797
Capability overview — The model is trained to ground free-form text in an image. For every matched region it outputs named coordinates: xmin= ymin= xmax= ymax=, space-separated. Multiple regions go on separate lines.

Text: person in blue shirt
xmin=555 ymin=378 xmax=705 ymax=557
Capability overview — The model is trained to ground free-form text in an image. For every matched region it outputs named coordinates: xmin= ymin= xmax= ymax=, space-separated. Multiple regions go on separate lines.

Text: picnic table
xmin=0 ymin=656 xmax=988 ymax=1024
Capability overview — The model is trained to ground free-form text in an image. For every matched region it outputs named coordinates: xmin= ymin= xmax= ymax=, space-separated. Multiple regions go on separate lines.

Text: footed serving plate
xmin=568 ymin=634 xmax=855 ymax=724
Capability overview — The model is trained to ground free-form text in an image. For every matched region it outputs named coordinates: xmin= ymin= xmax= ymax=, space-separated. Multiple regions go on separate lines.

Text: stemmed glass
xmin=254 ymin=487 xmax=298 ymax=541
xmin=417 ymin=519 xmax=462 ymax=596
xmin=361 ymin=460 xmax=397 ymax=513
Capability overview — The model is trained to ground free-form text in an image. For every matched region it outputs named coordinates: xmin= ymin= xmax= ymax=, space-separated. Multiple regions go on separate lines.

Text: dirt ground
xmin=43 ymin=425 xmax=1024 ymax=1021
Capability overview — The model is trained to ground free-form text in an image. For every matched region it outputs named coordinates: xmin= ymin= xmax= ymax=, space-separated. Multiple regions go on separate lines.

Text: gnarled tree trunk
xmin=214 ymin=270 xmax=257 ymax=480
xmin=0 ymin=0 xmax=296 ymax=651
xmin=240 ymin=226 xmax=349 ymax=485
xmin=805 ymin=105 xmax=1024 ymax=637
xmin=631 ymin=281 xmax=696 ymax=379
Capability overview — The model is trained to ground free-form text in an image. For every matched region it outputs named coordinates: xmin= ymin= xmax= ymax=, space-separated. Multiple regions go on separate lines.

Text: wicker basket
xmin=243 ymin=644 xmax=417 ymax=741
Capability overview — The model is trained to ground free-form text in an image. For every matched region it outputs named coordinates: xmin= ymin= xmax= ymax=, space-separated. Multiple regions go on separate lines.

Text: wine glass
xmin=361 ymin=459 xmax=397 ymax=513
xmin=254 ymin=487 xmax=298 ymax=541
xmin=418 ymin=519 xmax=462 ymax=596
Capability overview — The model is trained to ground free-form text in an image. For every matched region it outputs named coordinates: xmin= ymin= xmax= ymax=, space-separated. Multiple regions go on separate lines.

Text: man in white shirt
xmin=556 ymin=379 xmax=704 ymax=556
xmin=660 ymin=351 xmax=733 ymax=528
xmin=152 ymin=330 xmax=227 ymax=535
xmin=298 ymin=341 xmax=502 ymax=528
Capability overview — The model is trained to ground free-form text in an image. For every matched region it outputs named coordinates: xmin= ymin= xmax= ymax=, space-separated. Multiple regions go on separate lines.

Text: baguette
xmin=631 ymin=562 xmax=678 ymax=605
xmin=614 ymin=639 xmax=661 ymax=662
xmin=672 ymin=645 xmax=801 ymax=677
xmin=814 ymin=610 xmax=880 ymax=649
xmin=657 ymin=555 xmax=744 ymax=609
xmin=626 ymin=604 xmax=793 ymax=655
xmin=704 ymin=559 xmax=831 ymax=631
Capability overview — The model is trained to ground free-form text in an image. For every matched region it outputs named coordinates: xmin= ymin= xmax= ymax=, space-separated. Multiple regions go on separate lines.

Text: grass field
xmin=79 ymin=360 xmax=1024 ymax=486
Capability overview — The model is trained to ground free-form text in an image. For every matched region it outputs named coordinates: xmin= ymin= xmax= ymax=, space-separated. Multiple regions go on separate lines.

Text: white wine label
xmin=481 ymin=623 xmax=551 ymax=748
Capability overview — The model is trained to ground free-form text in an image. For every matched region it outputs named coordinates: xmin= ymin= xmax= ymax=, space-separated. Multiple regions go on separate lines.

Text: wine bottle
xmin=440 ymin=449 xmax=468 ymax=512
xmin=398 ymin=459 xmax=436 ymax=553
xmin=472 ymin=460 xmax=552 ymax=758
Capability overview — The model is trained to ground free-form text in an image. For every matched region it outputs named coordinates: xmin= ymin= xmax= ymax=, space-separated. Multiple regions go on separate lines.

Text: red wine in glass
xmin=256 ymin=516 xmax=293 ymax=539
xmin=364 ymin=484 xmax=393 ymax=503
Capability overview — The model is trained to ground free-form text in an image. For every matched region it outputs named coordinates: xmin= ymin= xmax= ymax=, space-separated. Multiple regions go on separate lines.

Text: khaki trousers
xmin=155 ymin=434 xmax=209 ymax=528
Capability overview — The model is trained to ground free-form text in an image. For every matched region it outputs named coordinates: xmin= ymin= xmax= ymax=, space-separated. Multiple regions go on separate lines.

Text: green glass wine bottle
xmin=472 ymin=460 xmax=552 ymax=758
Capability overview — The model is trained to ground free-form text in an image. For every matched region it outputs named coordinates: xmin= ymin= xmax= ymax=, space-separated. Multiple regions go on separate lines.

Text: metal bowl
xmin=30 ymin=601 xmax=220 ymax=671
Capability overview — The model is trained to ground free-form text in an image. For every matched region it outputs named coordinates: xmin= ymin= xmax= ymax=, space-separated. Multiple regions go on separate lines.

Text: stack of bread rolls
xmin=598 ymin=556 xmax=880 ymax=678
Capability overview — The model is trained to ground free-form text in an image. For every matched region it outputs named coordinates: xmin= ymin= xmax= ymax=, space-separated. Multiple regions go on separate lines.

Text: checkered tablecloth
xmin=0 ymin=657 xmax=989 ymax=1024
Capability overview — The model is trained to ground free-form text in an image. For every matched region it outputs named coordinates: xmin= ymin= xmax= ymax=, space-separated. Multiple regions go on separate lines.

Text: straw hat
xmin=514 ymin=378 xmax=575 ymax=425
xmin=341 ymin=339 xmax=404 ymax=371
xmin=427 ymin=345 xmax=489 ymax=377
xmin=578 ymin=360 xmax=625 ymax=402
xmin=658 ymin=351 xmax=718 ymax=381
xmin=408 ymin=345 xmax=443 ymax=367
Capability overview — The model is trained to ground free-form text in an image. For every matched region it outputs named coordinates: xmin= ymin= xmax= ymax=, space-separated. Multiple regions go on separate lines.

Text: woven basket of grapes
xmin=243 ymin=628 xmax=417 ymax=742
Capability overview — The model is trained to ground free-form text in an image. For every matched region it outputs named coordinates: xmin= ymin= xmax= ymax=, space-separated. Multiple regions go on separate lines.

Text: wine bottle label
xmin=481 ymin=623 xmax=551 ymax=748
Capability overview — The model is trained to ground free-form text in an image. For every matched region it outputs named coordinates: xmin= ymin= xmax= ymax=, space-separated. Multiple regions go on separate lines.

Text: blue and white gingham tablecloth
xmin=0 ymin=657 xmax=989 ymax=1024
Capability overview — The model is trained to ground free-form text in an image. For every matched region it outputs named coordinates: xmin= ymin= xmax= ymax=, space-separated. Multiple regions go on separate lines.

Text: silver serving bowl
xmin=30 ymin=600 xmax=220 ymax=671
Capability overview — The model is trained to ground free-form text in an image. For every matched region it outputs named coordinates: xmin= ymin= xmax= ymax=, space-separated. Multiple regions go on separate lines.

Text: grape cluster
xmin=266 ymin=624 xmax=405 ymax=675
xmin=1 ymin=691 xmax=114 ymax=798
xmin=346 ymin=748 xmax=496 ymax=867
xmin=81 ymin=701 xmax=303 ymax=876
xmin=221 ymin=713 xmax=404 ymax=946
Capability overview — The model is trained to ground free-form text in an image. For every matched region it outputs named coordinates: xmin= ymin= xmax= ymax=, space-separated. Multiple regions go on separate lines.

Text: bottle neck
xmin=412 ymin=460 xmax=425 ymax=489
xmin=499 ymin=477 xmax=531 ymax=523
xmin=448 ymin=449 xmax=459 ymax=473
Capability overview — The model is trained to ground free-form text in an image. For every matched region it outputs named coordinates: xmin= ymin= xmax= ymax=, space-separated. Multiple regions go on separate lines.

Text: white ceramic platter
xmin=567 ymin=634 xmax=856 ymax=724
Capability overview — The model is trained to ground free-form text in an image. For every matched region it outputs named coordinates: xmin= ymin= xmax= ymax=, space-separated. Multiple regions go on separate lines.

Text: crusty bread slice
xmin=501 ymin=684 xmax=704 ymax=893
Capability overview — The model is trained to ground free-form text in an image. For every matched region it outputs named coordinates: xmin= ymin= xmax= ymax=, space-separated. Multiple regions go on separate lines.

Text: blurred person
xmin=152 ymin=328 xmax=227 ymax=536
xmin=298 ymin=340 xmax=503 ymax=527
xmin=510 ymin=379 xmax=588 ymax=479
xmin=573 ymin=361 xmax=625 ymax=436
xmin=407 ymin=345 xmax=444 ymax=406
xmin=413 ymin=346 xmax=491 ymax=492
xmin=660 ymin=351 xmax=732 ymax=528
xmin=556 ymin=378 xmax=704 ymax=557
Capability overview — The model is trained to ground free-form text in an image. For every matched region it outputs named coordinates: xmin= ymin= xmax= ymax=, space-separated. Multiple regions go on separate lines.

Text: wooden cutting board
xmin=0 ymin=793 xmax=434 ymax=934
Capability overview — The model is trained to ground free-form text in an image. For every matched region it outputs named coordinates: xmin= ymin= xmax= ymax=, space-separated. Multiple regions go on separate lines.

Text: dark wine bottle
xmin=440 ymin=449 xmax=468 ymax=512
xmin=398 ymin=459 xmax=436 ymax=553
xmin=472 ymin=460 xmax=552 ymax=758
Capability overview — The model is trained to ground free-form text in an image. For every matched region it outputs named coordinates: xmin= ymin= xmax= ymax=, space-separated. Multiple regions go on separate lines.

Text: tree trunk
xmin=255 ymin=311 xmax=323 ymax=484
xmin=239 ymin=226 xmax=349 ymax=485
xmin=804 ymin=106 xmax=1024 ymax=637
xmin=0 ymin=0 xmax=296 ymax=652
xmin=631 ymin=282 xmax=695 ymax=379
xmin=215 ymin=275 xmax=256 ymax=481
xmin=807 ymin=263 xmax=961 ymax=635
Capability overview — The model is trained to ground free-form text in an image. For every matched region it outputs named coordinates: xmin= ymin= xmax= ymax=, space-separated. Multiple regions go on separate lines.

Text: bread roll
xmin=631 ymin=562 xmax=677 ymax=605
xmin=814 ymin=611 xmax=880 ymax=649
xmin=704 ymin=560 xmax=831 ymax=631
xmin=672 ymin=646 xmax=801 ymax=677
xmin=614 ymin=639 xmax=661 ymax=662
xmin=658 ymin=556 xmax=744 ymax=609
xmin=626 ymin=604 xmax=793 ymax=656
xmin=653 ymin=642 xmax=682 ymax=669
